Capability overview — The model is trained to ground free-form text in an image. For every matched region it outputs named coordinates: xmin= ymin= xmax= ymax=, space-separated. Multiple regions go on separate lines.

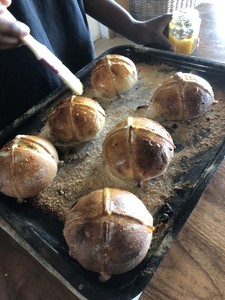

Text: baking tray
xmin=1 ymin=45 xmax=225 ymax=300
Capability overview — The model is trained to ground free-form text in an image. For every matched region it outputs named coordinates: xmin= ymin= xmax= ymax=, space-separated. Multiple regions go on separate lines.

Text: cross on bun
xmin=0 ymin=135 xmax=59 ymax=201
xmin=46 ymin=95 xmax=105 ymax=144
xmin=151 ymin=72 xmax=215 ymax=120
xmin=102 ymin=117 xmax=174 ymax=182
xmin=91 ymin=54 xmax=138 ymax=97
xmin=63 ymin=188 xmax=154 ymax=282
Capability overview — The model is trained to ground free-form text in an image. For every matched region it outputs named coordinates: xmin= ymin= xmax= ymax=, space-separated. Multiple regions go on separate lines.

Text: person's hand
xmin=0 ymin=1 xmax=30 ymax=50
xmin=132 ymin=14 xmax=175 ymax=52
xmin=0 ymin=0 xmax=11 ymax=7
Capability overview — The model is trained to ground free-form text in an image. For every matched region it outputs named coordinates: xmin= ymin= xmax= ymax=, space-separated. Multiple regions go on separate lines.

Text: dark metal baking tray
xmin=1 ymin=45 xmax=225 ymax=300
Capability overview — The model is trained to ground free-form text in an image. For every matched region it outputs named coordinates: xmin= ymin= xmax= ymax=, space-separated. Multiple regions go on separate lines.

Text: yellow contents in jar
xmin=169 ymin=32 xmax=198 ymax=55
xmin=169 ymin=9 xmax=201 ymax=55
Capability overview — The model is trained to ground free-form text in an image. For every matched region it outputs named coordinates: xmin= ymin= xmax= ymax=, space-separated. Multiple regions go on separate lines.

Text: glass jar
xmin=169 ymin=9 xmax=201 ymax=55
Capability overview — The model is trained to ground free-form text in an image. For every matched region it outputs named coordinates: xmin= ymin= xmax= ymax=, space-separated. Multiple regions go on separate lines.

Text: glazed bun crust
xmin=103 ymin=117 xmax=174 ymax=181
xmin=47 ymin=95 xmax=105 ymax=143
xmin=63 ymin=188 xmax=153 ymax=281
xmin=0 ymin=135 xmax=59 ymax=200
xmin=151 ymin=72 xmax=214 ymax=120
xmin=91 ymin=54 xmax=138 ymax=97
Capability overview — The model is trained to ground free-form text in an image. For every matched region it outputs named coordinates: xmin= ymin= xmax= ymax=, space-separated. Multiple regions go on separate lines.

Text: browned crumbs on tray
xmin=35 ymin=62 xmax=225 ymax=221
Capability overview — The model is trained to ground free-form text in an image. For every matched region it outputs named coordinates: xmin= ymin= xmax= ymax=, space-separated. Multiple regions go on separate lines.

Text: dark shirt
xmin=0 ymin=0 xmax=95 ymax=131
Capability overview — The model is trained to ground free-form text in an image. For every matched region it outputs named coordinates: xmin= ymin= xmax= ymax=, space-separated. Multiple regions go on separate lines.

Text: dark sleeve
xmin=0 ymin=0 xmax=95 ymax=131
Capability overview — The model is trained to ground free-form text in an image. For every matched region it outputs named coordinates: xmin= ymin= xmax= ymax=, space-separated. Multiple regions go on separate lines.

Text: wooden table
xmin=141 ymin=2 xmax=225 ymax=299
xmin=1 ymin=3 xmax=225 ymax=300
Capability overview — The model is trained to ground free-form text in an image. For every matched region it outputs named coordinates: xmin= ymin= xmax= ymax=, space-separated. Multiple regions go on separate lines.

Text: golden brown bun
xmin=0 ymin=135 xmax=59 ymax=200
xmin=47 ymin=95 xmax=105 ymax=144
xmin=102 ymin=117 xmax=174 ymax=182
xmin=151 ymin=72 xmax=215 ymax=120
xmin=91 ymin=54 xmax=138 ymax=97
xmin=63 ymin=188 xmax=153 ymax=281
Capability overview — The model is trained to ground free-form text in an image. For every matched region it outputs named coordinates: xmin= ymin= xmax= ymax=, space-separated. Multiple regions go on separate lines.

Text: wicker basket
xmin=129 ymin=0 xmax=212 ymax=21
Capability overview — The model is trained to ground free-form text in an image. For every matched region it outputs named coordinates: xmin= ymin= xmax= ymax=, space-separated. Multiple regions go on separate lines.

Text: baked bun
xmin=63 ymin=188 xmax=153 ymax=282
xmin=151 ymin=72 xmax=215 ymax=120
xmin=46 ymin=95 xmax=105 ymax=144
xmin=91 ymin=54 xmax=138 ymax=97
xmin=0 ymin=135 xmax=59 ymax=201
xmin=102 ymin=117 xmax=174 ymax=182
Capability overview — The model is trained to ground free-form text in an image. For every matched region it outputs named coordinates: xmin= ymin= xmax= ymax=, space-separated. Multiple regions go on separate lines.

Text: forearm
xmin=85 ymin=0 xmax=174 ymax=51
xmin=83 ymin=0 xmax=140 ymax=42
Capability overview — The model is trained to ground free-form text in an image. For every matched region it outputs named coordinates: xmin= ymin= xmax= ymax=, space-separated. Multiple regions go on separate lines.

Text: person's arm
xmin=84 ymin=0 xmax=175 ymax=51
xmin=0 ymin=0 xmax=29 ymax=50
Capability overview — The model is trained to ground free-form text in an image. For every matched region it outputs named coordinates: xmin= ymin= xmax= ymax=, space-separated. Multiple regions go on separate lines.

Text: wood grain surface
xmin=0 ymin=228 xmax=77 ymax=300
xmin=1 ymin=2 xmax=225 ymax=300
